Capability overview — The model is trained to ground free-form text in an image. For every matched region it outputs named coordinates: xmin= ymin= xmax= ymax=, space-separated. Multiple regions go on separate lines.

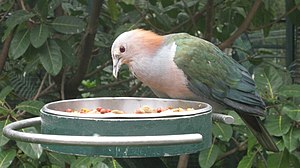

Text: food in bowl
xmin=65 ymin=105 xmax=195 ymax=114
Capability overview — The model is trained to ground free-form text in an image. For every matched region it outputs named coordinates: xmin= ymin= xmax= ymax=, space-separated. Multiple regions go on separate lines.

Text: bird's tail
xmin=238 ymin=113 xmax=279 ymax=152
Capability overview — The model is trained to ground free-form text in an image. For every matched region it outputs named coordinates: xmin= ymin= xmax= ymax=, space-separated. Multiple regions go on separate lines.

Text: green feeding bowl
xmin=4 ymin=97 xmax=216 ymax=158
xmin=41 ymin=97 xmax=212 ymax=158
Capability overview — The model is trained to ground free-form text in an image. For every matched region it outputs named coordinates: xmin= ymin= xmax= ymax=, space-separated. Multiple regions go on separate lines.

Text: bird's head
xmin=111 ymin=29 xmax=164 ymax=78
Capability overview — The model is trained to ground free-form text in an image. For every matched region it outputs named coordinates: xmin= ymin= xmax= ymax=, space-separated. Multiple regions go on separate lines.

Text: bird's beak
xmin=112 ymin=56 xmax=122 ymax=78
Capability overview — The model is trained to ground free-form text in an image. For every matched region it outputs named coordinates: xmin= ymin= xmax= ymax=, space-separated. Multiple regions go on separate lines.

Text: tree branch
xmin=126 ymin=81 xmax=143 ymax=96
xmin=203 ymin=0 xmax=214 ymax=41
xmin=88 ymin=77 xmax=136 ymax=92
xmin=217 ymin=140 xmax=247 ymax=162
xmin=85 ymin=60 xmax=112 ymax=79
xmin=33 ymin=73 xmax=48 ymax=100
xmin=0 ymin=32 xmax=14 ymax=74
xmin=65 ymin=0 xmax=104 ymax=98
xmin=249 ymin=2 xmax=300 ymax=31
xmin=218 ymin=0 xmax=262 ymax=50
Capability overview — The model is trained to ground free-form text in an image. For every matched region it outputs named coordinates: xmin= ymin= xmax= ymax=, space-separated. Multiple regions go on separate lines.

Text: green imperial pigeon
xmin=111 ymin=29 xmax=278 ymax=152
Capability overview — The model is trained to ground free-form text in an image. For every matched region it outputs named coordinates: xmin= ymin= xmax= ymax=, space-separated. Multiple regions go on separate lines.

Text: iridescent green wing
xmin=168 ymin=33 xmax=265 ymax=116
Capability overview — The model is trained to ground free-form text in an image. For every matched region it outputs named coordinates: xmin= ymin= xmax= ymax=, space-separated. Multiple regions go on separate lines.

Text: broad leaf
xmin=267 ymin=150 xmax=290 ymax=168
xmin=90 ymin=158 xmax=107 ymax=167
xmin=48 ymin=152 xmax=76 ymax=167
xmin=56 ymin=40 xmax=76 ymax=66
xmin=16 ymin=127 xmax=43 ymax=159
xmin=102 ymin=158 xmax=122 ymax=168
xmin=15 ymin=100 xmax=44 ymax=116
xmin=35 ymin=0 xmax=49 ymax=19
xmin=212 ymin=122 xmax=233 ymax=142
xmin=8 ymin=29 xmax=30 ymax=60
xmin=228 ymin=111 xmax=244 ymax=125
xmin=278 ymin=84 xmax=300 ymax=98
xmin=0 ymin=149 xmax=16 ymax=168
xmin=70 ymin=157 xmax=93 ymax=168
xmin=38 ymin=40 xmax=62 ymax=75
xmin=23 ymin=46 xmax=40 ymax=74
xmin=0 ymin=86 xmax=13 ymax=101
xmin=199 ymin=143 xmax=220 ymax=168
xmin=30 ymin=24 xmax=50 ymax=48
xmin=19 ymin=163 xmax=36 ymax=168
xmin=254 ymin=64 xmax=283 ymax=100
xmin=282 ymin=127 xmax=300 ymax=152
xmin=247 ymin=134 xmax=257 ymax=154
xmin=275 ymin=139 xmax=285 ymax=152
xmin=282 ymin=104 xmax=300 ymax=121
xmin=0 ymin=118 xmax=10 ymax=146
xmin=51 ymin=16 xmax=85 ymax=34
xmin=289 ymin=152 xmax=300 ymax=168
xmin=237 ymin=152 xmax=257 ymax=168
xmin=108 ymin=0 xmax=120 ymax=21
xmin=2 ymin=10 xmax=35 ymax=42
xmin=265 ymin=115 xmax=291 ymax=136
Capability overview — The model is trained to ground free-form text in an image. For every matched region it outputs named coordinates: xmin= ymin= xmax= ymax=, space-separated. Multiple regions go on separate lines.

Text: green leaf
xmin=278 ymin=84 xmax=300 ymax=97
xmin=282 ymin=127 xmax=300 ymax=152
xmin=56 ymin=40 xmax=76 ymax=66
xmin=276 ymin=139 xmax=285 ymax=151
xmin=227 ymin=111 xmax=244 ymax=125
xmin=247 ymin=134 xmax=257 ymax=154
xmin=51 ymin=16 xmax=85 ymax=34
xmin=23 ymin=46 xmax=40 ymax=74
xmin=289 ymin=152 xmax=300 ymax=168
xmin=15 ymin=100 xmax=44 ymax=116
xmin=212 ymin=122 xmax=233 ymax=142
xmin=38 ymin=40 xmax=62 ymax=75
xmin=237 ymin=152 xmax=257 ymax=168
xmin=102 ymin=158 xmax=122 ymax=168
xmin=71 ymin=157 xmax=93 ymax=168
xmin=199 ymin=143 xmax=220 ymax=168
xmin=108 ymin=0 xmax=120 ymax=21
xmin=287 ymin=0 xmax=300 ymax=26
xmin=265 ymin=115 xmax=292 ymax=136
xmin=35 ymin=0 xmax=49 ymax=19
xmin=8 ymin=29 xmax=30 ymax=60
xmin=282 ymin=104 xmax=300 ymax=121
xmin=90 ymin=157 xmax=106 ymax=167
xmin=0 ymin=149 xmax=16 ymax=168
xmin=254 ymin=64 xmax=283 ymax=100
xmin=267 ymin=150 xmax=290 ymax=168
xmin=30 ymin=24 xmax=50 ymax=48
xmin=2 ymin=10 xmax=35 ymax=41
xmin=0 ymin=86 xmax=13 ymax=101
xmin=0 ymin=106 xmax=11 ymax=115
xmin=0 ymin=118 xmax=10 ymax=146
xmin=19 ymin=162 xmax=36 ymax=168
xmin=48 ymin=152 xmax=76 ymax=167
xmin=16 ymin=127 xmax=43 ymax=159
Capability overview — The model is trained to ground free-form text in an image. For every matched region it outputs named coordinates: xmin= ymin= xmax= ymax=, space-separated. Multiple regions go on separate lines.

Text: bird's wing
xmin=167 ymin=33 xmax=265 ymax=116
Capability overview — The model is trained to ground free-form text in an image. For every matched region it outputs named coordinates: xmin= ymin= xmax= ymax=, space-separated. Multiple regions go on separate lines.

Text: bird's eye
xmin=119 ymin=46 xmax=126 ymax=53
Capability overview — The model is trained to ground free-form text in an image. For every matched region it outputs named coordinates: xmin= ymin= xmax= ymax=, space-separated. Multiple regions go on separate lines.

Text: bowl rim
xmin=41 ymin=97 xmax=212 ymax=119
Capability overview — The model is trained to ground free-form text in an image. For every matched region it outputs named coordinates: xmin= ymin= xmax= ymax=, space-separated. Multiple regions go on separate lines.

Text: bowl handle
xmin=212 ymin=113 xmax=234 ymax=124
xmin=3 ymin=117 xmax=203 ymax=146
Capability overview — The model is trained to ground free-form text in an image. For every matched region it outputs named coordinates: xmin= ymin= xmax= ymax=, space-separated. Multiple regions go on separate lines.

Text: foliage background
xmin=0 ymin=0 xmax=300 ymax=167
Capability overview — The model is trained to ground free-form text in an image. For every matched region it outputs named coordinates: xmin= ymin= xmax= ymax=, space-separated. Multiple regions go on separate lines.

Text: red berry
xmin=65 ymin=108 xmax=73 ymax=112
xmin=96 ymin=107 xmax=102 ymax=112
xmin=100 ymin=109 xmax=107 ymax=114
xmin=156 ymin=108 xmax=162 ymax=113
xmin=106 ymin=109 xmax=111 ymax=112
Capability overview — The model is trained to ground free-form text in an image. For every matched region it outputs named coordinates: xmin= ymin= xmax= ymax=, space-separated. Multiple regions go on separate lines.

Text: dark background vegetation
xmin=0 ymin=0 xmax=300 ymax=167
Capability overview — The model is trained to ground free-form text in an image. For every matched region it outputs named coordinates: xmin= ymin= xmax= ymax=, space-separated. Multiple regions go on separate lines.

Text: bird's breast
xmin=130 ymin=43 xmax=197 ymax=99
